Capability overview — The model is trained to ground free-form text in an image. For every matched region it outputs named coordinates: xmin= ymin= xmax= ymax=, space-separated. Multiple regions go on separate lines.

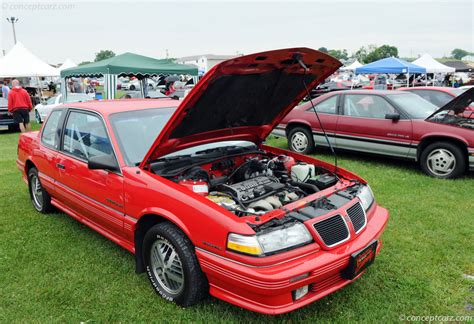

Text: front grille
xmin=346 ymin=202 xmax=367 ymax=233
xmin=313 ymin=215 xmax=349 ymax=247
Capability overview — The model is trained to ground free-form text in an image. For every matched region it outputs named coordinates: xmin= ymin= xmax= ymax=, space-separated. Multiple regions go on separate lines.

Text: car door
xmin=35 ymin=109 xmax=65 ymax=195
xmin=336 ymin=93 xmax=413 ymax=158
xmin=55 ymin=109 xmax=124 ymax=237
xmin=303 ymin=94 xmax=340 ymax=147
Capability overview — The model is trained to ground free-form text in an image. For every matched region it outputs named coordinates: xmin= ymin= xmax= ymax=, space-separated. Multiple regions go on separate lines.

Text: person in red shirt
xmin=8 ymin=79 xmax=33 ymax=132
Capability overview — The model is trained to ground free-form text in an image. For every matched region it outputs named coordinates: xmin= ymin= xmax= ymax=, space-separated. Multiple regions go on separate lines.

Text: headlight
xmin=227 ymin=223 xmax=313 ymax=256
xmin=357 ymin=185 xmax=374 ymax=211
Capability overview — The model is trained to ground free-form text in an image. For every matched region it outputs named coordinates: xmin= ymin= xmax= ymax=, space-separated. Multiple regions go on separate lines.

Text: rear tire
xmin=288 ymin=126 xmax=314 ymax=155
xmin=28 ymin=167 xmax=53 ymax=213
xmin=420 ymin=142 xmax=466 ymax=179
xmin=143 ymin=222 xmax=208 ymax=307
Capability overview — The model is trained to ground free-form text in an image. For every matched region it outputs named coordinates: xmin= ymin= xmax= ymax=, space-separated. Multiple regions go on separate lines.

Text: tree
xmin=94 ymin=50 xmax=115 ymax=62
xmin=365 ymin=45 xmax=398 ymax=63
xmin=354 ymin=44 xmax=398 ymax=63
xmin=318 ymin=47 xmax=328 ymax=54
xmin=78 ymin=61 xmax=92 ymax=66
xmin=451 ymin=48 xmax=470 ymax=60
xmin=328 ymin=49 xmax=349 ymax=60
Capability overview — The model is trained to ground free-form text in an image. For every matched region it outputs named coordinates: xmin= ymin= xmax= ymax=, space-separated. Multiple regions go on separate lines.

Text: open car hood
xmin=140 ymin=48 xmax=341 ymax=167
xmin=426 ymin=87 xmax=474 ymax=120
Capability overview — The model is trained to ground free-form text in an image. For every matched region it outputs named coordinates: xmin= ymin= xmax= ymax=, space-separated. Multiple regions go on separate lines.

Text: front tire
xmin=28 ymin=167 xmax=53 ymax=213
xmin=288 ymin=126 xmax=314 ymax=155
xmin=420 ymin=142 xmax=466 ymax=179
xmin=143 ymin=222 xmax=208 ymax=307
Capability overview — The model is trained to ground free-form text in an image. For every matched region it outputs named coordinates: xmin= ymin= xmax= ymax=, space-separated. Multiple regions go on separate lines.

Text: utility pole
xmin=6 ymin=17 xmax=19 ymax=44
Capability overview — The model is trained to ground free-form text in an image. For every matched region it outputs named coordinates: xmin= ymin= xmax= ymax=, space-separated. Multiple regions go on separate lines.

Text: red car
xmin=277 ymin=89 xmax=474 ymax=179
xmin=16 ymin=48 xmax=389 ymax=315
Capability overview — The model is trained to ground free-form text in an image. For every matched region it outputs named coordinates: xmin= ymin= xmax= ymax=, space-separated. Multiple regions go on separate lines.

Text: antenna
xmin=293 ymin=54 xmax=340 ymax=181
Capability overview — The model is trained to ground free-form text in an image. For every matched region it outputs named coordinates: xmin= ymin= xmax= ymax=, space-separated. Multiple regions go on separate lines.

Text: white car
xmin=34 ymin=93 xmax=93 ymax=123
xmin=120 ymin=79 xmax=156 ymax=91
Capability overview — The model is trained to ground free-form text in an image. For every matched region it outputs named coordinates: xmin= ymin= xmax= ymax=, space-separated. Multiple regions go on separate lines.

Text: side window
xmin=344 ymin=95 xmax=396 ymax=119
xmin=306 ymin=95 xmax=338 ymax=114
xmin=41 ymin=110 xmax=63 ymax=148
xmin=62 ymin=111 xmax=114 ymax=161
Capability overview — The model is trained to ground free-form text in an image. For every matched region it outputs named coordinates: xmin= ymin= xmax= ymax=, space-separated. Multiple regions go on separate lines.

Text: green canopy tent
xmin=60 ymin=52 xmax=198 ymax=100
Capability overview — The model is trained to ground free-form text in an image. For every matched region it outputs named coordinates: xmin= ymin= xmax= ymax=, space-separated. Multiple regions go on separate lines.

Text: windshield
xmin=451 ymin=88 xmax=469 ymax=96
xmin=110 ymin=108 xmax=176 ymax=166
xmin=46 ymin=96 xmax=58 ymax=105
xmin=387 ymin=93 xmax=438 ymax=119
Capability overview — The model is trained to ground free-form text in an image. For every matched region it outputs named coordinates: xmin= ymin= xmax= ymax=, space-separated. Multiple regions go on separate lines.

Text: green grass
xmin=0 ymin=128 xmax=473 ymax=322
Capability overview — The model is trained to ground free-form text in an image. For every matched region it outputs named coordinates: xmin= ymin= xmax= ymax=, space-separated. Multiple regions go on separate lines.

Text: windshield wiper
xmin=194 ymin=145 xmax=256 ymax=156
xmin=154 ymin=154 xmax=193 ymax=163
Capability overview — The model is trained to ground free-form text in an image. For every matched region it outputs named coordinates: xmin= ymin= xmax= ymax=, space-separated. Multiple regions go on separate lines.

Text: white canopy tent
xmin=59 ymin=58 xmax=77 ymax=71
xmin=412 ymin=54 xmax=455 ymax=73
xmin=340 ymin=60 xmax=363 ymax=71
xmin=0 ymin=42 xmax=59 ymax=77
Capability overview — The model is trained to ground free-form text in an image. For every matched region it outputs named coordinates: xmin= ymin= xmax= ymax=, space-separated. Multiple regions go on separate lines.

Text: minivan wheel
xmin=143 ymin=222 xmax=208 ymax=307
xmin=288 ymin=127 xmax=314 ymax=154
xmin=420 ymin=142 xmax=466 ymax=179
xmin=28 ymin=167 xmax=52 ymax=213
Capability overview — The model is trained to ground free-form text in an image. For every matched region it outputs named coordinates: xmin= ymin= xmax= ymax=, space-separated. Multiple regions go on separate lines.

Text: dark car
xmin=0 ymin=97 xmax=19 ymax=131
xmin=276 ymin=89 xmax=474 ymax=179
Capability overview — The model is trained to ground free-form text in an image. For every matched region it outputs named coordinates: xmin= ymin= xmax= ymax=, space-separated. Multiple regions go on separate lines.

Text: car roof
xmin=64 ymin=98 xmax=181 ymax=116
xmin=398 ymin=86 xmax=454 ymax=93
xmin=324 ymin=90 xmax=407 ymax=96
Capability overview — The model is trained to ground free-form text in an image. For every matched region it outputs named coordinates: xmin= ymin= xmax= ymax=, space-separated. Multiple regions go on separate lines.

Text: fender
xmin=418 ymin=132 xmax=469 ymax=147
xmin=137 ymin=207 xmax=191 ymax=238
xmin=286 ymin=118 xmax=313 ymax=131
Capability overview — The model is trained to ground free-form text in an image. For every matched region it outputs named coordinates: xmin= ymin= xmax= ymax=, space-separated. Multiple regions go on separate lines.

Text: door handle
xmin=56 ymin=163 xmax=66 ymax=170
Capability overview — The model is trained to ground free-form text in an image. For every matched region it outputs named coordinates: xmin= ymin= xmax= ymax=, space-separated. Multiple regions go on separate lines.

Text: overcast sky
xmin=0 ymin=0 xmax=472 ymax=64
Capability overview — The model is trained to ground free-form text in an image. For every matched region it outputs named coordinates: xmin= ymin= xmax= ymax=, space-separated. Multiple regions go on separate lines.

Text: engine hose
xmin=290 ymin=181 xmax=320 ymax=194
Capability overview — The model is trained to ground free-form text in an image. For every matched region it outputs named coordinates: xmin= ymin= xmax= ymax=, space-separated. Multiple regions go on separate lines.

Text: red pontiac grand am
xmin=16 ymin=48 xmax=389 ymax=315
xmin=277 ymin=88 xmax=474 ymax=179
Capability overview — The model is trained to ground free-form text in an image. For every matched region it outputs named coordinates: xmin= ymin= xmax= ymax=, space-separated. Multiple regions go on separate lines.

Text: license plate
xmin=342 ymin=240 xmax=378 ymax=280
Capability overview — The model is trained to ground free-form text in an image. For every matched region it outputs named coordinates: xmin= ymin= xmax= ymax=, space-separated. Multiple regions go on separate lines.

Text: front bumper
xmin=197 ymin=204 xmax=389 ymax=315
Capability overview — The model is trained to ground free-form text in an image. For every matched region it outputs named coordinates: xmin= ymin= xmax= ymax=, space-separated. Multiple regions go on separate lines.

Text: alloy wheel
xmin=150 ymin=239 xmax=184 ymax=295
xmin=426 ymin=148 xmax=456 ymax=177
xmin=291 ymin=131 xmax=309 ymax=153
xmin=30 ymin=174 xmax=43 ymax=210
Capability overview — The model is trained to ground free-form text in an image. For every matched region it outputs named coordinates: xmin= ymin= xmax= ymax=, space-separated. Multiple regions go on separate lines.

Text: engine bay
xmin=152 ymin=149 xmax=341 ymax=217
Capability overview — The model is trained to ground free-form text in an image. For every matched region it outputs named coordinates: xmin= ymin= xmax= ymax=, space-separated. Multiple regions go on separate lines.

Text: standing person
xmin=1 ymin=81 xmax=10 ymax=99
xmin=8 ymin=80 xmax=33 ymax=133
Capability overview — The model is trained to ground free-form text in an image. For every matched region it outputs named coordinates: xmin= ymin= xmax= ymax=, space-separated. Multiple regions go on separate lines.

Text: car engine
xmin=153 ymin=152 xmax=338 ymax=217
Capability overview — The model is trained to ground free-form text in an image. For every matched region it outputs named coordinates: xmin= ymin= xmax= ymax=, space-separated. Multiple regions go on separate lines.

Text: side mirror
xmin=385 ymin=113 xmax=400 ymax=121
xmin=88 ymin=155 xmax=120 ymax=172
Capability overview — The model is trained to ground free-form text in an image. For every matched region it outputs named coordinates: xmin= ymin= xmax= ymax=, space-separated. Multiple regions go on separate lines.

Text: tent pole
xmin=406 ymin=72 xmax=409 ymax=87
xmin=36 ymin=76 xmax=44 ymax=102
